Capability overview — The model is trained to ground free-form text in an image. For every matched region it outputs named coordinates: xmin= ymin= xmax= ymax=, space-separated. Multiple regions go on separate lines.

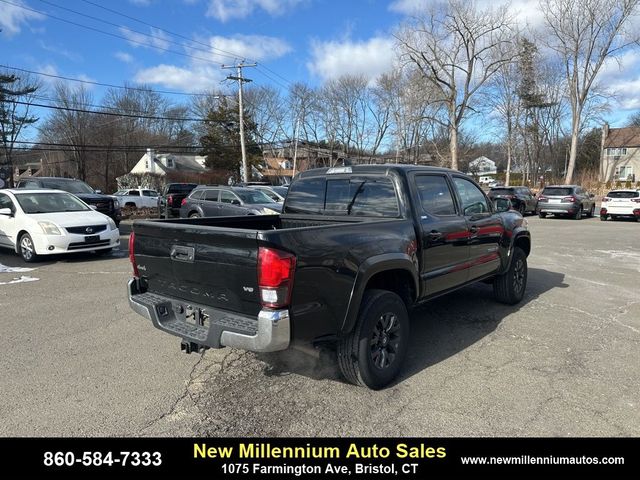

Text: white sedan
xmin=0 ymin=189 xmax=120 ymax=262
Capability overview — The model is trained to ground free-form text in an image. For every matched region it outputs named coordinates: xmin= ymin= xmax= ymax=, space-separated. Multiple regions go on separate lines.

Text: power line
xmin=77 ymin=0 xmax=295 ymax=88
xmin=0 ymin=0 xmax=225 ymax=67
xmin=36 ymin=0 xmax=240 ymax=62
xmin=0 ymin=64 xmax=213 ymax=97
xmin=79 ymin=0 xmax=252 ymax=64
xmin=11 ymin=99 xmax=215 ymax=122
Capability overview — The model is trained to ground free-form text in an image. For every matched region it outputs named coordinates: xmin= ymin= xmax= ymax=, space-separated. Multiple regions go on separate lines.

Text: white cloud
xmin=114 ymin=51 xmax=135 ymax=63
xmin=38 ymin=41 xmax=82 ymax=62
xmin=388 ymin=0 xmax=429 ymax=15
xmin=599 ymin=50 xmax=640 ymax=111
xmin=307 ymin=37 xmax=395 ymax=82
xmin=389 ymin=0 xmax=545 ymax=28
xmin=206 ymin=34 xmax=292 ymax=61
xmin=133 ymin=64 xmax=225 ymax=92
xmin=206 ymin=0 xmax=303 ymax=22
xmin=119 ymin=27 xmax=170 ymax=51
xmin=0 ymin=0 xmax=44 ymax=37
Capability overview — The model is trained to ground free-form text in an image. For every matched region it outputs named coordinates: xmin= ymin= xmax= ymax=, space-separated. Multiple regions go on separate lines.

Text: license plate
xmin=549 ymin=199 xmax=561 ymax=204
xmin=84 ymin=235 xmax=100 ymax=243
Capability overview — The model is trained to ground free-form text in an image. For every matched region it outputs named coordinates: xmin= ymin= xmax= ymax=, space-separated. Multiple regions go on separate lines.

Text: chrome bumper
xmin=127 ymin=278 xmax=290 ymax=353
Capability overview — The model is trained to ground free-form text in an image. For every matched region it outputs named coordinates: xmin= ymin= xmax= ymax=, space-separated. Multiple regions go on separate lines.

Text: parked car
xmin=536 ymin=185 xmax=596 ymax=219
xmin=112 ymin=188 xmax=160 ymax=209
xmin=246 ymin=184 xmax=289 ymax=203
xmin=157 ymin=183 xmax=198 ymax=218
xmin=487 ymin=180 xmax=504 ymax=188
xmin=600 ymin=189 xmax=640 ymax=221
xmin=0 ymin=189 xmax=120 ymax=262
xmin=487 ymin=186 xmax=537 ymax=215
xmin=180 ymin=185 xmax=282 ymax=218
xmin=16 ymin=177 xmax=121 ymax=226
xmin=128 ymin=165 xmax=531 ymax=389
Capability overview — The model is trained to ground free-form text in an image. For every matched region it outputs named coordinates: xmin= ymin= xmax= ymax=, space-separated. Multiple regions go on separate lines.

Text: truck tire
xmin=337 ymin=289 xmax=409 ymax=390
xmin=493 ymin=247 xmax=527 ymax=305
xmin=573 ymin=206 xmax=582 ymax=220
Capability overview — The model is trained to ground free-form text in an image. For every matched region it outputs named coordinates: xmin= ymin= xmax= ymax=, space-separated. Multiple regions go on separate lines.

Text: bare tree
xmin=540 ymin=0 xmax=640 ymax=184
xmin=396 ymin=0 xmax=517 ymax=170
xmin=0 ymin=71 xmax=41 ymax=187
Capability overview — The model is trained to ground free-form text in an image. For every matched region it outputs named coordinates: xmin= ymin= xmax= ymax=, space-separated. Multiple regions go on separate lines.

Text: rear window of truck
xmin=285 ymin=177 xmax=399 ymax=217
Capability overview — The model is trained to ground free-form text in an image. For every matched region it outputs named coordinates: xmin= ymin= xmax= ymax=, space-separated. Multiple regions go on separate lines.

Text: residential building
xmin=600 ymin=124 xmax=639 ymax=182
xmin=467 ymin=156 xmax=497 ymax=176
xmin=128 ymin=149 xmax=209 ymax=176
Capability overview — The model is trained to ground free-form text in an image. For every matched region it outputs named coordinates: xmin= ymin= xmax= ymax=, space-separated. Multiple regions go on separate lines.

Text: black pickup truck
xmin=128 ymin=165 xmax=531 ymax=389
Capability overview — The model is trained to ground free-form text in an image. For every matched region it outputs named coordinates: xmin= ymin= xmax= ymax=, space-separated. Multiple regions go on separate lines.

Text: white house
xmin=129 ymin=149 xmax=208 ymax=176
xmin=467 ymin=156 xmax=497 ymax=176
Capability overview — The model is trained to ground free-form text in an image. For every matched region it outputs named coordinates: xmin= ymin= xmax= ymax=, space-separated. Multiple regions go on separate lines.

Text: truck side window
xmin=325 ymin=178 xmax=399 ymax=217
xmin=284 ymin=178 xmax=325 ymax=214
xmin=452 ymin=177 xmax=489 ymax=215
xmin=414 ymin=175 xmax=456 ymax=216
xmin=129 ymin=190 xmax=140 ymax=196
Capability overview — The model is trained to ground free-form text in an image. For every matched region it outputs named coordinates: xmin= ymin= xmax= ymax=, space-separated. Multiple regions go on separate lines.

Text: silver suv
xmin=536 ymin=185 xmax=596 ymax=219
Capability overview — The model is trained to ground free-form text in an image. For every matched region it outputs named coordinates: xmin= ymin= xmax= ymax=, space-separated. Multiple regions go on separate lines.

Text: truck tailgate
xmin=133 ymin=220 xmax=261 ymax=317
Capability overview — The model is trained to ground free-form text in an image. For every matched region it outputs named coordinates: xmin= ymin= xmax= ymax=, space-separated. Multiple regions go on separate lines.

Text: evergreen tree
xmin=0 ymin=73 xmax=39 ymax=187
xmin=199 ymin=97 xmax=261 ymax=181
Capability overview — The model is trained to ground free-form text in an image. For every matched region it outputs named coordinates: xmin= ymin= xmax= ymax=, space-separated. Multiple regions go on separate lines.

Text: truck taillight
xmin=257 ymin=247 xmax=296 ymax=309
xmin=538 ymin=195 xmax=547 ymax=202
xmin=129 ymin=232 xmax=139 ymax=278
xmin=181 ymin=198 xmax=187 ymax=206
xmin=167 ymin=194 xmax=173 ymax=206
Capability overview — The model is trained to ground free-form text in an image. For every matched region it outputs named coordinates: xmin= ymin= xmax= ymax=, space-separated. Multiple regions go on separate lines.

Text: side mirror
xmin=0 ymin=207 xmax=13 ymax=216
xmin=493 ymin=198 xmax=511 ymax=213
xmin=95 ymin=189 xmax=102 ymax=194
xmin=231 ymin=199 xmax=241 ymax=205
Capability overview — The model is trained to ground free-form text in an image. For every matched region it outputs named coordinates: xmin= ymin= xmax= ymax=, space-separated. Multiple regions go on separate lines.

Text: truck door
xmin=412 ymin=173 xmax=470 ymax=296
xmin=451 ymin=176 xmax=503 ymax=281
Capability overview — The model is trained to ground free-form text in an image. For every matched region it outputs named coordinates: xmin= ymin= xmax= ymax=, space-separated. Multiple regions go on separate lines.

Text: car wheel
xmin=19 ymin=233 xmax=39 ymax=263
xmin=518 ymin=204 xmax=526 ymax=215
xmin=587 ymin=204 xmax=595 ymax=218
xmin=600 ymin=215 xmax=607 ymax=221
xmin=337 ymin=289 xmax=409 ymax=390
xmin=189 ymin=212 xmax=201 ymax=218
xmin=573 ymin=206 xmax=582 ymax=220
xmin=538 ymin=212 xmax=547 ymax=219
xmin=611 ymin=215 xmax=618 ymax=221
xmin=493 ymin=247 xmax=527 ymax=305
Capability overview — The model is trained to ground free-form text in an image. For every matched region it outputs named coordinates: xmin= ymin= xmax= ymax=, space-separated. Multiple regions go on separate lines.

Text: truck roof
xmin=297 ymin=164 xmax=459 ymax=178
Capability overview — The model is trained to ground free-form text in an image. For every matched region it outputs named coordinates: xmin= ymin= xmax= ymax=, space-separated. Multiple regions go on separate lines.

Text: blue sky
xmin=2 ymin=0 xmax=640 ymax=129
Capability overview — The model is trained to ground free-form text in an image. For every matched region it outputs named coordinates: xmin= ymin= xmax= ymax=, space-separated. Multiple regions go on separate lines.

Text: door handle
xmin=428 ymin=230 xmax=443 ymax=241
xmin=469 ymin=225 xmax=479 ymax=234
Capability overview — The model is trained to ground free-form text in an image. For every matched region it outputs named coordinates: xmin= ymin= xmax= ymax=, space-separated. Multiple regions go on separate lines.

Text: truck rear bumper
xmin=127 ymin=278 xmax=290 ymax=352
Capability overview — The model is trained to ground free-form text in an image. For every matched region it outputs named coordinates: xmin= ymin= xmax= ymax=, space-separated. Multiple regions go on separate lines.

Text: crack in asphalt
xmin=139 ymin=349 xmax=208 ymax=435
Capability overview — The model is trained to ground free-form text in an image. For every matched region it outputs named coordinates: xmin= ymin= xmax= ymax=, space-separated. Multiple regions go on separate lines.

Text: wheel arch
xmin=340 ymin=254 xmax=418 ymax=336
xmin=15 ymin=229 xmax=31 ymax=253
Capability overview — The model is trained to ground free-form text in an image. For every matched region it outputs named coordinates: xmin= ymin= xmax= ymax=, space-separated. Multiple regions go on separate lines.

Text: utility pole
xmin=222 ymin=62 xmax=256 ymax=183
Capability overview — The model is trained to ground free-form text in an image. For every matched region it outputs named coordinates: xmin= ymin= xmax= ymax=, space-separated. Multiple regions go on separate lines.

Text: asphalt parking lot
xmin=1 ymin=216 xmax=638 ymax=437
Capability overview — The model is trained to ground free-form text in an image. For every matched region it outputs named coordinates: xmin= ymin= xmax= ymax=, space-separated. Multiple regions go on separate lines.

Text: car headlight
xmin=262 ymin=208 xmax=279 ymax=215
xmin=38 ymin=221 xmax=61 ymax=235
xmin=108 ymin=218 xmax=118 ymax=231
xmin=113 ymin=199 xmax=120 ymax=208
